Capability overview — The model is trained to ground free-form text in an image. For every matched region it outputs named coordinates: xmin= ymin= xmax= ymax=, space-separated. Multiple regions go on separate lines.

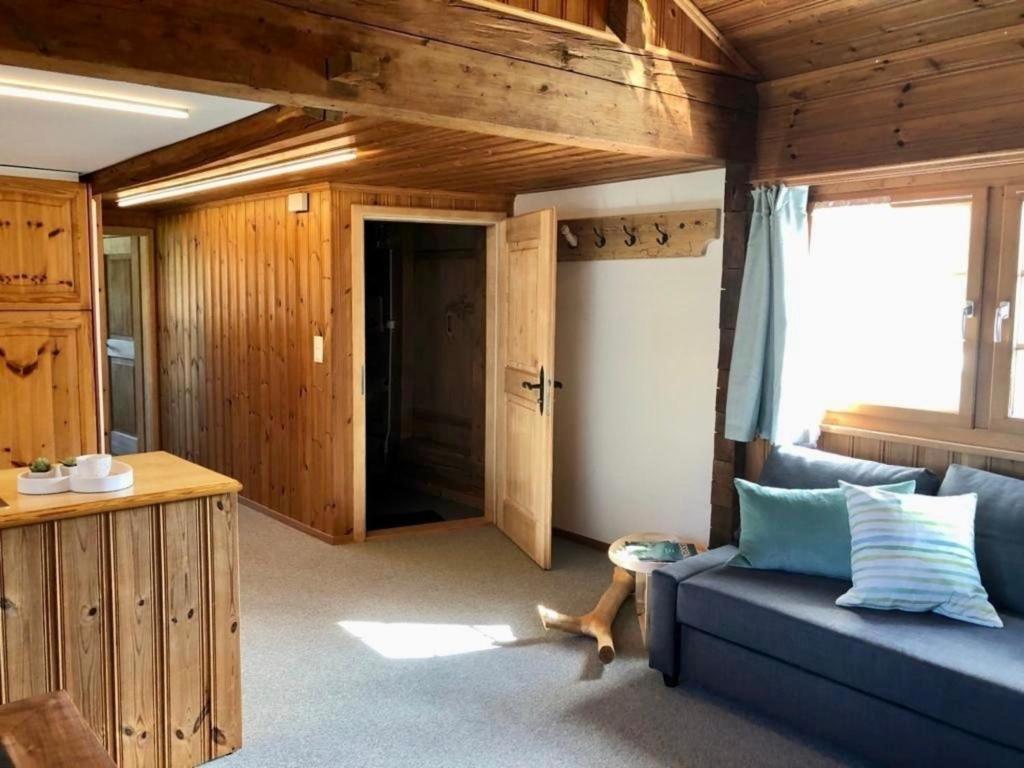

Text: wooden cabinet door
xmin=0 ymin=311 xmax=97 ymax=468
xmin=493 ymin=209 xmax=557 ymax=569
xmin=0 ymin=178 xmax=91 ymax=310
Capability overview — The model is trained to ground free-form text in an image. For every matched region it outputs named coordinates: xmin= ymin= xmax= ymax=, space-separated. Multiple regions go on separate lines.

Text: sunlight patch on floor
xmin=338 ymin=621 xmax=516 ymax=659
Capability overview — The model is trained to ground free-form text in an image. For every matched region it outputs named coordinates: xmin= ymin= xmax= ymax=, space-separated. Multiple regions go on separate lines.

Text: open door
xmin=103 ymin=234 xmax=146 ymax=454
xmin=493 ymin=209 xmax=558 ymax=569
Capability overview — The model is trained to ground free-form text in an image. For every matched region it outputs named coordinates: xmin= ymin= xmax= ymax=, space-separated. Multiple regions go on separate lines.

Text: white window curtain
xmin=724 ymin=184 xmax=822 ymax=445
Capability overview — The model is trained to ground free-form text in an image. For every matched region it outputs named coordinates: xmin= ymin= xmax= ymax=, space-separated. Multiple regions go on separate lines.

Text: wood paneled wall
xmin=156 ymin=184 xmax=509 ymax=542
xmin=496 ymin=0 xmax=608 ymax=29
xmin=494 ymin=0 xmax=723 ymax=64
xmin=0 ymin=495 xmax=241 ymax=767
xmin=757 ymin=27 xmax=1024 ymax=179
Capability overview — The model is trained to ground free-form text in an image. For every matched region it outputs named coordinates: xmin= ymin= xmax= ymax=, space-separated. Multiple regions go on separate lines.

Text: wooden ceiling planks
xmin=756 ymin=21 xmax=1024 ymax=178
xmin=104 ymin=114 xmax=709 ymax=210
xmin=691 ymin=0 xmax=1024 ymax=80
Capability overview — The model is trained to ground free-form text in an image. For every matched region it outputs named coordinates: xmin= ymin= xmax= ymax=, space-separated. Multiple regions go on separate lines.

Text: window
xmin=807 ymin=190 xmax=984 ymax=426
xmin=1010 ymin=202 xmax=1024 ymax=418
xmin=990 ymin=186 xmax=1024 ymax=433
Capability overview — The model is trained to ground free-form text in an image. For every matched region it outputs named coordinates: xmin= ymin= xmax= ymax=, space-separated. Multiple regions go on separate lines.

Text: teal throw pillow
xmin=730 ymin=478 xmax=916 ymax=580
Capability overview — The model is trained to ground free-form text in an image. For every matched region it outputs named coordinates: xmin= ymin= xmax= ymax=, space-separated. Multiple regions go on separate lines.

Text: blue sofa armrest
xmin=648 ymin=546 xmax=737 ymax=682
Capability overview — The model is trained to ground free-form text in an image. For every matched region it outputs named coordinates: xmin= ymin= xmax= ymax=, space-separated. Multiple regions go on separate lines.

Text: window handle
xmin=995 ymin=301 xmax=1012 ymax=343
xmin=962 ymin=300 xmax=975 ymax=341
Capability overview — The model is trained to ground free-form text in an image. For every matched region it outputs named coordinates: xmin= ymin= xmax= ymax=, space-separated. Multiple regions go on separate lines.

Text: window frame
xmin=987 ymin=184 xmax=1024 ymax=435
xmin=809 ymin=185 xmax=989 ymax=434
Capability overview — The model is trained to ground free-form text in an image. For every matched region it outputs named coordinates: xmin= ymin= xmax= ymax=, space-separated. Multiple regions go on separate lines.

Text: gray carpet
xmin=220 ymin=507 xmax=859 ymax=768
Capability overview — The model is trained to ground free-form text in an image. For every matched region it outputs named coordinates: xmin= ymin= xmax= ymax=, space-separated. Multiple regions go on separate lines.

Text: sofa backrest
xmin=939 ymin=464 xmax=1024 ymax=615
xmin=758 ymin=444 xmax=942 ymax=495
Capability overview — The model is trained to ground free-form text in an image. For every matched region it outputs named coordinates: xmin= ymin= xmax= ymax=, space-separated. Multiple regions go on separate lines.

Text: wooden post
xmin=709 ymin=162 xmax=752 ymax=547
xmin=607 ymin=0 xmax=646 ymax=49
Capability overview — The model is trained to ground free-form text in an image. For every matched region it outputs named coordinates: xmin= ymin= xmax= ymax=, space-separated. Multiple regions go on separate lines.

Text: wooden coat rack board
xmin=557 ymin=209 xmax=721 ymax=262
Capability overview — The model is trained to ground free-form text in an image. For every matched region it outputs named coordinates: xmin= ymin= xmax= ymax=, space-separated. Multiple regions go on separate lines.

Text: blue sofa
xmin=649 ymin=446 xmax=1024 ymax=767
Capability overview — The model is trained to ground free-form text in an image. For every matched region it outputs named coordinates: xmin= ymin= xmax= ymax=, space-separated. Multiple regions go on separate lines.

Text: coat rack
xmin=556 ymin=209 xmax=721 ymax=263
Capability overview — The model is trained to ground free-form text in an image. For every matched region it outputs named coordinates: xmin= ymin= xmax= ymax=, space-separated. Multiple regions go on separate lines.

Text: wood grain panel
xmin=0 ymin=523 xmax=57 ymax=701
xmin=156 ymin=185 xmax=508 ymax=542
xmin=0 ymin=489 xmax=240 ymax=767
xmin=490 ymin=0 xmax=725 ymax=66
xmin=57 ymin=514 xmax=113 ymax=756
xmin=161 ymin=501 xmax=208 ymax=768
xmin=692 ymin=0 xmax=1023 ymax=79
xmin=756 ymin=26 xmax=1024 ymax=179
xmin=114 ymin=114 xmax=714 ymax=210
xmin=0 ymin=310 xmax=98 ymax=470
xmin=0 ymin=176 xmax=91 ymax=310
xmin=112 ymin=506 xmax=164 ymax=768
xmin=206 ymin=496 xmax=241 ymax=759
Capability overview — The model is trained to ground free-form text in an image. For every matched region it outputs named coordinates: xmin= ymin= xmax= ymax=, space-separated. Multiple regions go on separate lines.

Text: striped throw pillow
xmin=838 ymin=483 xmax=1002 ymax=628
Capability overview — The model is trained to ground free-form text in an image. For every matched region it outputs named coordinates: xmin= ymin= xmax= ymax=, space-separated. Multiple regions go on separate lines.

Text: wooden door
xmin=0 ymin=311 xmax=97 ymax=468
xmin=493 ymin=209 xmax=557 ymax=569
xmin=104 ymin=235 xmax=146 ymax=454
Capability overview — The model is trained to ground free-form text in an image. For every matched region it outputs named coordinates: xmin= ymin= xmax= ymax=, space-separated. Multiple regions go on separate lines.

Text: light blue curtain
xmin=724 ymin=185 xmax=811 ymax=444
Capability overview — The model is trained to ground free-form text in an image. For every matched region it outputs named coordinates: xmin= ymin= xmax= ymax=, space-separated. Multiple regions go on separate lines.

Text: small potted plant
xmin=60 ymin=456 xmax=78 ymax=477
xmin=28 ymin=457 xmax=53 ymax=478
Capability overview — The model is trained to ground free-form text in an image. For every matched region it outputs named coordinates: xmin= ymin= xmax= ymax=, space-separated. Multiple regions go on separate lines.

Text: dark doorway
xmin=363 ymin=221 xmax=487 ymax=531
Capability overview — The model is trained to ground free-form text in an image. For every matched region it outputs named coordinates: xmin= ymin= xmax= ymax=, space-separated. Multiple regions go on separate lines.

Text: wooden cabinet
xmin=0 ymin=177 xmax=91 ymax=310
xmin=0 ymin=454 xmax=243 ymax=767
xmin=0 ymin=310 xmax=97 ymax=468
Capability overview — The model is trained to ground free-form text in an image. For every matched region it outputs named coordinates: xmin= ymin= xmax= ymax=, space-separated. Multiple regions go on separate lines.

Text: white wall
xmin=515 ymin=169 xmax=725 ymax=546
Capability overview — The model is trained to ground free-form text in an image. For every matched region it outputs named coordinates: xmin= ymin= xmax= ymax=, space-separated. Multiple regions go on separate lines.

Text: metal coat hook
xmin=654 ymin=223 xmax=669 ymax=245
xmin=593 ymin=227 xmax=606 ymax=248
xmin=623 ymin=225 xmax=637 ymax=247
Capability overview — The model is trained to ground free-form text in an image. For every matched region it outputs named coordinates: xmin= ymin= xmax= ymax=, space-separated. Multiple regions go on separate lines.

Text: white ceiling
xmin=0 ymin=65 xmax=267 ymax=178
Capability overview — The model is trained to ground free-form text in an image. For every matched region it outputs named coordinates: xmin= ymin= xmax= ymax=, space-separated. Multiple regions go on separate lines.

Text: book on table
xmin=622 ymin=540 xmax=698 ymax=562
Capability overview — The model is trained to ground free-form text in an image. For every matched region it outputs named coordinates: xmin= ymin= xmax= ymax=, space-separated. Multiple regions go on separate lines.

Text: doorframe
xmin=100 ymin=226 xmax=160 ymax=453
xmin=349 ymin=205 xmax=506 ymax=542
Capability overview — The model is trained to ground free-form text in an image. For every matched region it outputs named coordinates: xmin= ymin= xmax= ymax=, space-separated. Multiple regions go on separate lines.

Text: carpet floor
xmin=219 ymin=507 xmax=860 ymax=768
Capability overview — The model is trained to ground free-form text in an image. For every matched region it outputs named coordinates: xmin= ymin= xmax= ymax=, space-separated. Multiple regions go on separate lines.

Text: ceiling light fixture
xmin=0 ymin=81 xmax=189 ymax=119
xmin=116 ymin=148 xmax=359 ymax=208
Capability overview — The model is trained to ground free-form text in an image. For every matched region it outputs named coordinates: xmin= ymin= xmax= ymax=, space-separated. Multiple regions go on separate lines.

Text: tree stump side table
xmin=609 ymin=533 xmax=707 ymax=647
xmin=538 ymin=532 xmax=706 ymax=663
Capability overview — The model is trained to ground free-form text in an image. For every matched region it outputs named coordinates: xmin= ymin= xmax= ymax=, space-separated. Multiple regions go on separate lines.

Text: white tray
xmin=17 ymin=467 xmax=71 ymax=495
xmin=70 ymin=460 xmax=134 ymax=493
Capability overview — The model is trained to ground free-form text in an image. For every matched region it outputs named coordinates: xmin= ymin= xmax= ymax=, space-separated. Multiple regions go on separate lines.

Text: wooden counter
xmin=0 ymin=452 xmax=243 ymax=768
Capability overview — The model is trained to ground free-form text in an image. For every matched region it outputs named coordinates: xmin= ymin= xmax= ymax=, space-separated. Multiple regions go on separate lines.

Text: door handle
xmin=521 ymin=366 xmax=546 ymax=414
xmin=995 ymin=301 xmax=1012 ymax=343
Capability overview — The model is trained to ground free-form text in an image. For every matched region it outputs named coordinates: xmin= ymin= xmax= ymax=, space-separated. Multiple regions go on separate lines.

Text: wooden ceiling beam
xmin=607 ymin=0 xmax=647 ymax=49
xmin=84 ymin=106 xmax=333 ymax=194
xmin=0 ymin=0 xmax=755 ymax=162
xmin=667 ymin=0 xmax=760 ymax=78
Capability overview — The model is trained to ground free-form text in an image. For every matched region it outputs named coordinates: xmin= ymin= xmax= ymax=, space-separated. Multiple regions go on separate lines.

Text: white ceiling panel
xmin=0 ymin=65 xmax=267 ymax=177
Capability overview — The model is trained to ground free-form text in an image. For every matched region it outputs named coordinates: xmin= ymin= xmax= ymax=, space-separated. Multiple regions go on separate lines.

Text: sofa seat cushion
xmin=677 ymin=565 xmax=1024 ymax=751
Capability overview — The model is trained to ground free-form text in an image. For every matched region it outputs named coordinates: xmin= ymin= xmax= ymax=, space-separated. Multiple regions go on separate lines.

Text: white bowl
xmin=77 ymin=453 xmax=113 ymax=479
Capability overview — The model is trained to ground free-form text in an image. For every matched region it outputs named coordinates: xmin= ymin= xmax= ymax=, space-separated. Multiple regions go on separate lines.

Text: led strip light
xmin=116 ymin=148 xmax=359 ymax=207
xmin=0 ymin=80 xmax=189 ymax=119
